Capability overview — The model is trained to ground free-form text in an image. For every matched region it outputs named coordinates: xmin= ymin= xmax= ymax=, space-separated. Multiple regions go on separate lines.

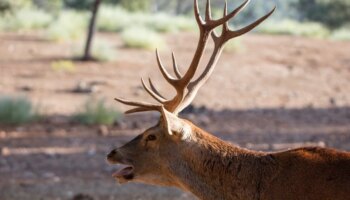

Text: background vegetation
xmin=0 ymin=96 xmax=38 ymax=124
xmin=0 ymin=0 xmax=349 ymax=38
xmin=0 ymin=0 xmax=349 ymax=125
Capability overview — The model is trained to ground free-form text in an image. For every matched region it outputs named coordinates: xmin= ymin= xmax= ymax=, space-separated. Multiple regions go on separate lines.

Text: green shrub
xmin=331 ymin=27 xmax=350 ymax=41
xmin=133 ymin=12 xmax=195 ymax=33
xmin=47 ymin=10 xmax=88 ymax=42
xmin=92 ymin=39 xmax=117 ymax=62
xmin=97 ymin=6 xmax=131 ymax=32
xmin=146 ymin=14 xmax=178 ymax=33
xmin=32 ymin=0 xmax=62 ymax=14
xmin=73 ymin=39 xmax=117 ymax=62
xmin=121 ymin=26 xmax=165 ymax=50
xmin=295 ymin=0 xmax=350 ymax=29
xmin=0 ymin=7 xmax=52 ymax=31
xmin=62 ymin=0 xmax=94 ymax=10
xmin=258 ymin=20 xmax=330 ymax=39
xmin=120 ymin=0 xmax=151 ymax=12
xmin=97 ymin=6 xmax=195 ymax=33
xmin=173 ymin=16 xmax=196 ymax=32
xmin=74 ymin=99 xmax=122 ymax=125
xmin=0 ymin=96 xmax=38 ymax=124
xmin=0 ymin=0 xmax=31 ymax=13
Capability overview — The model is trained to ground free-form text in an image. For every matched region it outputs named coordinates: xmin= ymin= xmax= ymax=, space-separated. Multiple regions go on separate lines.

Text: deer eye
xmin=146 ymin=134 xmax=157 ymax=141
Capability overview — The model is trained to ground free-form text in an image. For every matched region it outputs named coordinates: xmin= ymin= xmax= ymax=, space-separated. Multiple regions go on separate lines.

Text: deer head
xmin=107 ymin=0 xmax=274 ymax=188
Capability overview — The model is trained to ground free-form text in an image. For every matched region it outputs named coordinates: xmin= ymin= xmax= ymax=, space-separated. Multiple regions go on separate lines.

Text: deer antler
xmin=115 ymin=0 xmax=275 ymax=115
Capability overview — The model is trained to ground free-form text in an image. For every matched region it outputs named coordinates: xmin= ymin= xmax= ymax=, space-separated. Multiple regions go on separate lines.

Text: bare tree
xmin=82 ymin=0 xmax=101 ymax=61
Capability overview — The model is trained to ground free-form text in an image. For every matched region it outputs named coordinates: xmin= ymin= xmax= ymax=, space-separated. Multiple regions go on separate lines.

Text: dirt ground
xmin=1 ymin=31 xmax=350 ymax=200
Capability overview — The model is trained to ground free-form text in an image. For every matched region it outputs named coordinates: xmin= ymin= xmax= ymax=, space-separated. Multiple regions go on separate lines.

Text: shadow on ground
xmin=1 ymin=106 xmax=350 ymax=200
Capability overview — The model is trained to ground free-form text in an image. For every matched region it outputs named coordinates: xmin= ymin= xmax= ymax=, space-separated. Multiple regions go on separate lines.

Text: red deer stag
xmin=107 ymin=0 xmax=350 ymax=199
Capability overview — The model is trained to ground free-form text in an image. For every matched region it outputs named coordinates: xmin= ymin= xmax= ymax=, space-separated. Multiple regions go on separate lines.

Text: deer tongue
xmin=112 ymin=165 xmax=134 ymax=179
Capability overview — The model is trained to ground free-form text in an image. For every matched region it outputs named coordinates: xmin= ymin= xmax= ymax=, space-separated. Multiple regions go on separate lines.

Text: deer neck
xmin=168 ymin=125 xmax=269 ymax=200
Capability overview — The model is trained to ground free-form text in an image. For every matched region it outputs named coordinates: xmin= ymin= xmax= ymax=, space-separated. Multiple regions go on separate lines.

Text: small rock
xmin=72 ymin=81 xmax=99 ymax=94
xmin=98 ymin=125 xmax=109 ymax=136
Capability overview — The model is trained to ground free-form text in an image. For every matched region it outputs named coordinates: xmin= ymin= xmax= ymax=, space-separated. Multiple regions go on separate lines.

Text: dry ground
xmin=0 ymin=31 xmax=350 ymax=200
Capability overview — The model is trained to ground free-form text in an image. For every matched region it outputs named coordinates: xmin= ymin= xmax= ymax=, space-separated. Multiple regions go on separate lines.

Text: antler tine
xmin=222 ymin=6 xmax=276 ymax=43
xmin=115 ymin=97 xmax=162 ymax=114
xmin=148 ymin=78 xmax=165 ymax=99
xmin=222 ymin=0 xmax=229 ymax=32
xmin=172 ymin=52 xmax=182 ymax=79
xmin=194 ymin=0 xmax=204 ymax=26
xmin=125 ymin=107 xmax=155 ymax=114
xmin=207 ymin=0 xmax=250 ymax=29
xmin=211 ymin=0 xmax=229 ymax=42
xmin=156 ymin=49 xmax=177 ymax=85
xmin=115 ymin=98 xmax=158 ymax=107
xmin=205 ymin=0 xmax=212 ymax=21
xmin=141 ymin=78 xmax=166 ymax=103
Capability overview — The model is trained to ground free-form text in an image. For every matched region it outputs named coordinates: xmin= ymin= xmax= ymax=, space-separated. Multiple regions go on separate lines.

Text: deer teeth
xmin=112 ymin=164 xmax=134 ymax=183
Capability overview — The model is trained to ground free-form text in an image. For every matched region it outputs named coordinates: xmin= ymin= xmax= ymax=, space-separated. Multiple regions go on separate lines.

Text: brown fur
xmin=107 ymin=119 xmax=350 ymax=200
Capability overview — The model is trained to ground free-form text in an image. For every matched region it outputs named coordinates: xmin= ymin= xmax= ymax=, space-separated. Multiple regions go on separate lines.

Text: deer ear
xmin=160 ymin=107 xmax=192 ymax=140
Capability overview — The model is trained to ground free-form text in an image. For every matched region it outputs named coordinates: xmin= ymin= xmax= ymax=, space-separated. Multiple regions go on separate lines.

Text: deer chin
xmin=112 ymin=164 xmax=135 ymax=184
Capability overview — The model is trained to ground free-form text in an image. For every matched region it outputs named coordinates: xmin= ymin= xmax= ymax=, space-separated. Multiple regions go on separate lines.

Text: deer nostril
xmin=107 ymin=149 xmax=117 ymax=158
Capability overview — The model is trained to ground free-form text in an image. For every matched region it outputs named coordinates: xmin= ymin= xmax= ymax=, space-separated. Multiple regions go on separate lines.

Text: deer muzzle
xmin=107 ymin=149 xmax=135 ymax=183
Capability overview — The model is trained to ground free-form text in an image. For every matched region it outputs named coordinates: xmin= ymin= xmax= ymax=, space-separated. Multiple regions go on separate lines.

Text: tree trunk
xmin=82 ymin=0 xmax=101 ymax=61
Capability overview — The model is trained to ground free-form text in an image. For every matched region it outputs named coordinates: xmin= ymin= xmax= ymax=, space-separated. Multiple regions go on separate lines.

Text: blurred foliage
xmin=295 ymin=0 xmax=350 ymax=29
xmin=91 ymin=39 xmax=117 ymax=61
xmin=331 ymin=26 xmax=350 ymax=41
xmin=73 ymin=38 xmax=117 ymax=61
xmin=225 ymin=0 xmax=298 ymax=27
xmin=120 ymin=0 xmax=151 ymax=12
xmin=62 ymin=0 xmax=120 ymax=10
xmin=258 ymin=20 xmax=330 ymax=39
xmin=62 ymin=0 xmax=95 ymax=10
xmin=121 ymin=26 xmax=165 ymax=50
xmin=0 ymin=0 xmax=349 ymax=40
xmin=0 ymin=0 xmax=31 ymax=13
xmin=32 ymin=0 xmax=62 ymax=14
xmin=0 ymin=7 xmax=52 ymax=31
xmin=97 ymin=6 xmax=131 ymax=32
xmin=97 ymin=6 xmax=196 ymax=33
xmin=0 ymin=96 xmax=38 ymax=124
xmin=47 ymin=10 xmax=88 ymax=42
xmin=74 ymin=98 xmax=122 ymax=125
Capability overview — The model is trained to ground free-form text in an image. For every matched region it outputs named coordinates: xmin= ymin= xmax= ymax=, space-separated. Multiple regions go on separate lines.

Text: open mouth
xmin=112 ymin=164 xmax=135 ymax=183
